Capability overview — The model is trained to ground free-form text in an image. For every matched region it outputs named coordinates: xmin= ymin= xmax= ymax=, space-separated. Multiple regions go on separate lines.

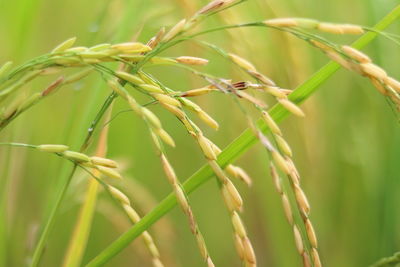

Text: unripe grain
xmin=37 ymin=144 xmax=69 ymax=153
xmin=115 ymin=71 xmax=144 ymax=85
xmin=153 ymin=93 xmax=181 ymax=107
xmin=52 ymin=37 xmax=77 ymax=53
xmin=278 ymin=99 xmax=305 ymax=117
xmin=97 ymin=166 xmax=122 ymax=179
xmin=264 ymin=18 xmax=298 ymax=27
xmin=90 ymin=156 xmax=118 ymax=168
xmin=155 ymin=128 xmax=175 ymax=147
xmin=62 ymin=151 xmax=90 ymax=162
xmin=109 ymin=186 xmax=130 ymax=205
xmin=261 ymin=111 xmax=281 ymax=135
xmin=232 ymin=212 xmax=247 ymax=238
xmin=272 ymin=150 xmax=291 ymax=174
xmin=229 ymin=53 xmax=256 ymax=72
xmin=163 ymin=19 xmax=187 ymax=42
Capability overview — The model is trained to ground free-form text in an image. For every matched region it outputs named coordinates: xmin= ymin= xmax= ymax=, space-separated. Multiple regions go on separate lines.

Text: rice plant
xmin=1 ymin=0 xmax=400 ymax=266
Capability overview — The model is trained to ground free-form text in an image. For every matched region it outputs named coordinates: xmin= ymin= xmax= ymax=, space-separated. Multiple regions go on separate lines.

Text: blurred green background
xmin=1 ymin=0 xmax=400 ymax=266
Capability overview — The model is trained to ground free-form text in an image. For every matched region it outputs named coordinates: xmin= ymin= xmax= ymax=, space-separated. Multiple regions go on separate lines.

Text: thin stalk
xmin=85 ymin=5 xmax=400 ymax=266
xmin=370 ymin=252 xmax=400 ymax=267
xmin=30 ymin=165 xmax=78 ymax=267
xmin=80 ymin=92 xmax=117 ymax=152
xmin=0 ymin=142 xmax=13 ymax=267
xmin=62 ymin=104 xmax=113 ymax=267
xmin=60 ymin=2 xmax=153 ymax=265
xmin=27 ymin=3 xmax=148 ymax=263
xmin=29 ymin=83 xmax=110 ymax=267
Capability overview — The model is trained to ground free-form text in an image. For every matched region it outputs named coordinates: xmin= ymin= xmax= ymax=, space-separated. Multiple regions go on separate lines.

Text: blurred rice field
xmin=1 ymin=0 xmax=400 ymax=266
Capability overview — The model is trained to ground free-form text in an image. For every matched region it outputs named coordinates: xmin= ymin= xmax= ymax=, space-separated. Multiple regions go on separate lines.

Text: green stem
xmin=29 ymin=84 xmax=114 ymax=267
xmin=31 ymin=165 xmax=77 ymax=267
xmin=85 ymin=4 xmax=400 ymax=266
xmin=30 ymin=90 xmax=116 ymax=267
xmin=0 ymin=142 xmax=37 ymax=148
xmin=371 ymin=252 xmax=400 ymax=267
xmin=80 ymin=92 xmax=117 ymax=151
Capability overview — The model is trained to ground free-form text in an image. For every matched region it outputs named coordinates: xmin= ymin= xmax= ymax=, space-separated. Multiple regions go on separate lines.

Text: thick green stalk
xmin=85 ymin=5 xmax=400 ymax=266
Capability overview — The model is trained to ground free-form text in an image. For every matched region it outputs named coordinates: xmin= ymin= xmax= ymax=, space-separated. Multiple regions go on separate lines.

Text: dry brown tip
xmin=247 ymin=70 xmax=276 ymax=87
xmin=236 ymin=90 xmax=268 ymax=108
xmin=197 ymin=0 xmax=224 ymax=15
xmin=147 ymin=27 xmax=166 ymax=49
xmin=42 ymin=76 xmax=65 ymax=96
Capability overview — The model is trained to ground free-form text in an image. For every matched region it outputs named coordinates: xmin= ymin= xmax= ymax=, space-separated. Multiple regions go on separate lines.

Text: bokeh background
xmin=1 ymin=0 xmax=400 ymax=266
